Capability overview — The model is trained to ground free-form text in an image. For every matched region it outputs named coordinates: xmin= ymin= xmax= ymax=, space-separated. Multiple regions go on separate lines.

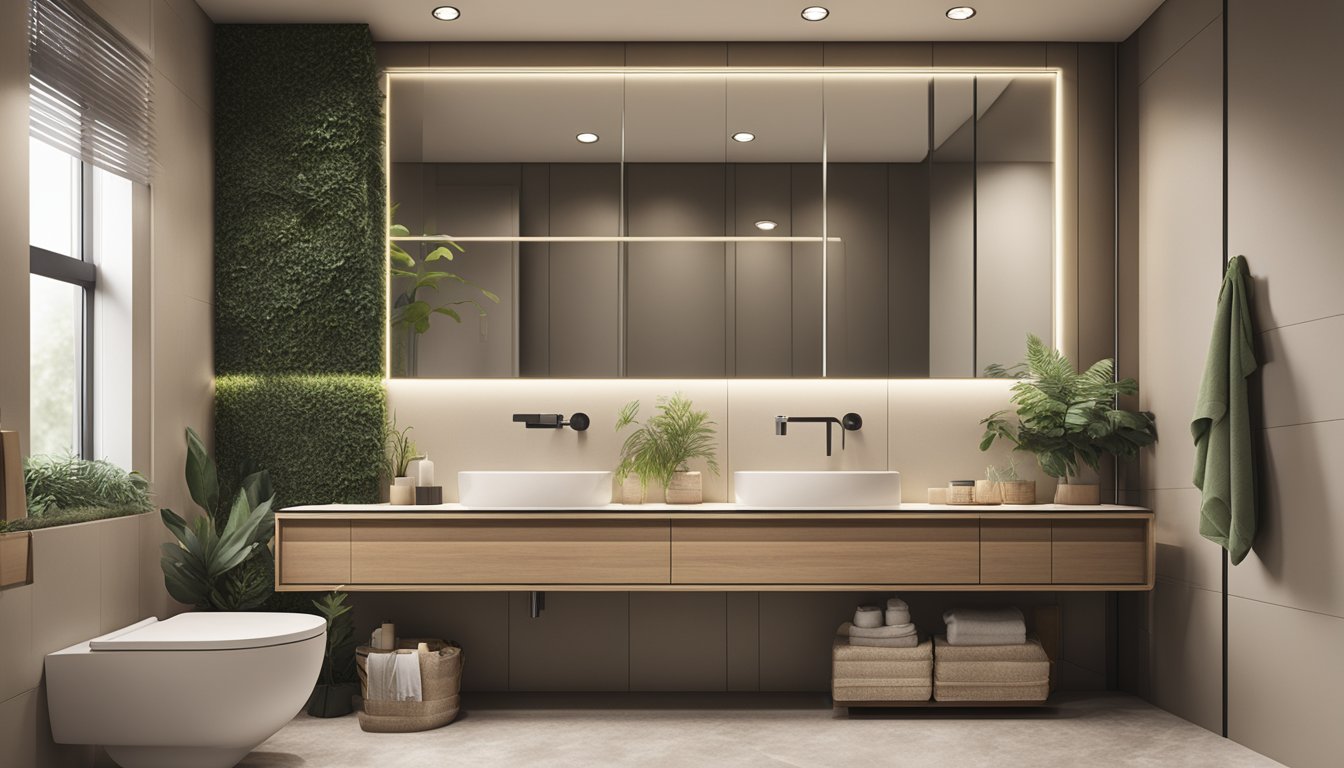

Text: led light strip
xmin=383 ymin=68 xmax=1065 ymax=377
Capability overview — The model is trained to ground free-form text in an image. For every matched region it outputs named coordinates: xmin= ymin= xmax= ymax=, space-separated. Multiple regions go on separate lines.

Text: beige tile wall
xmin=0 ymin=0 xmax=212 ymax=765
xmin=1125 ymin=2 xmax=1344 ymax=765
xmin=1224 ymin=1 xmax=1344 ymax=765
xmin=1121 ymin=0 xmax=1226 ymax=734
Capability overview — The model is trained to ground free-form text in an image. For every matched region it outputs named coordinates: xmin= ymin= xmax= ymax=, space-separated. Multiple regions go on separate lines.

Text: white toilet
xmin=46 ymin=612 xmax=327 ymax=768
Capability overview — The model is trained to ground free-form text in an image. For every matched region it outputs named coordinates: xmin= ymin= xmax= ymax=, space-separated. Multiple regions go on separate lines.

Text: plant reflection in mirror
xmin=389 ymin=204 xmax=500 ymax=376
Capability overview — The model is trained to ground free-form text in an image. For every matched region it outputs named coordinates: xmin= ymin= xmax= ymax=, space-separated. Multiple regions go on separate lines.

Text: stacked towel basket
xmin=356 ymin=639 xmax=464 ymax=732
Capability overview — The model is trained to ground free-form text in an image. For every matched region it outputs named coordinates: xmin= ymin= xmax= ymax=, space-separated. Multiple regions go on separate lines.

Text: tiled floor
xmin=240 ymin=692 xmax=1283 ymax=767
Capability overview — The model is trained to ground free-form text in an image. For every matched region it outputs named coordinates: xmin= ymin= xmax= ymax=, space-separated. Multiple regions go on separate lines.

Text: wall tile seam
xmin=0 ymin=688 xmax=35 ymax=708
xmin=1226 ymin=593 xmax=1344 ymax=624
xmin=1261 ymin=416 xmax=1344 ymax=433
xmin=1255 ymin=312 xmax=1344 ymax=337
xmin=154 ymin=65 xmax=211 ymax=116
xmin=1156 ymin=575 xmax=1221 ymax=596
xmin=1135 ymin=13 xmax=1224 ymax=89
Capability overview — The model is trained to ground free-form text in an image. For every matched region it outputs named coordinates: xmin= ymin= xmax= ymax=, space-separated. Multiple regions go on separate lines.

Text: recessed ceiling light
xmin=432 ymin=6 xmax=460 ymax=21
xmin=576 ymin=132 xmax=599 ymax=144
xmin=945 ymin=6 xmax=976 ymax=20
xmin=754 ymin=220 xmax=778 ymax=231
xmin=801 ymin=6 xmax=829 ymax=22
xmin=731 ymin=131 xmax=756 ymax=143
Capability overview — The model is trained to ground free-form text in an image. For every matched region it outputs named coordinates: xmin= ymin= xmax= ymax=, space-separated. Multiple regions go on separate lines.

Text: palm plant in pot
xmin=308 ymin=590 xmax=358 ymax=717
xmin=615 ymin=393 xmax=719 ymax=504
xmin=979 ymin=334 xmax=1157 ymax=505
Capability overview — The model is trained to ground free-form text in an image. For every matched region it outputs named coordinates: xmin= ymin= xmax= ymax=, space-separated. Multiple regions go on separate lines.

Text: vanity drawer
xmin=980 ymin=520 xmax=1052 ymax=584
xmin=670 ymin=521 xmax=979 ymax=585
xmin=1052 ymin=520 xmax=1149 ymax=584
xmin=277 ymin=520 xmax=351 ymax=585
xmin=350 ymin=521 xmax=670 ymax=585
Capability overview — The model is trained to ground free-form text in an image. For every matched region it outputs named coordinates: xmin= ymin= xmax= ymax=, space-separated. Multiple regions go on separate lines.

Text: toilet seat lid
xmin=90 ymin=612 xmax=326 ymax=651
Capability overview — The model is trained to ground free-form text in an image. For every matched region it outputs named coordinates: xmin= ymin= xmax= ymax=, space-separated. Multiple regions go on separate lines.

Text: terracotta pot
xmin=665 ymin=471 xmax=702 ymax=505
xmin=1054 ymin=483 xmax=1100 ymax=505
xmin=620 ymin=474 xmax=646 ymax=505
xmin=1000 ymin=481 xmax=1037 ymax=505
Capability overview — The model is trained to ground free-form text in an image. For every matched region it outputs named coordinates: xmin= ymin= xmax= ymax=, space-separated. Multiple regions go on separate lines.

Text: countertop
xmin=280 ymin=502 xmax=1150 ymax=515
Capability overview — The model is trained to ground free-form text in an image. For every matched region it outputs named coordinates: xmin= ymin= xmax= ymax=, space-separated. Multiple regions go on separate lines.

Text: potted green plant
xmin=159 ymin=428 xmax=276 ymax=611
xmin=382 ymin=414 xmax=418 ymax=505
xmin=615 ymin=393 xmax=719 ymax=505
xmin=308 ymin=590 xmax=358 ymax=718
xmin=979 ymin=334 xmax=1156 ymax=505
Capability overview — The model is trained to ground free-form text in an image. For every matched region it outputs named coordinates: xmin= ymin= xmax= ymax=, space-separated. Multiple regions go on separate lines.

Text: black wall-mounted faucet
xmin=775 ymin=413 xmax=862 ymax=456
xmin=512 ymin=413 xmax=591 ymax=432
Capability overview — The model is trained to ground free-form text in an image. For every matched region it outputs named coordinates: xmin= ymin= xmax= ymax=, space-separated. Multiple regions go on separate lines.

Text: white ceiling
xmin=196 ymin=0 xmax=1163 ymax=43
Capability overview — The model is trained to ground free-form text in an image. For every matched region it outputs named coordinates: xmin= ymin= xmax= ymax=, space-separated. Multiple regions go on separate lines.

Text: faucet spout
xmin=775 ymin=414 xmax=862 ymax=457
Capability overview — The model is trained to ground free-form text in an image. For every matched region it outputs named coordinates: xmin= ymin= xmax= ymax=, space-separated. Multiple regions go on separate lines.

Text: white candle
xmin=417 ymin=455 xmax=435 ymax=487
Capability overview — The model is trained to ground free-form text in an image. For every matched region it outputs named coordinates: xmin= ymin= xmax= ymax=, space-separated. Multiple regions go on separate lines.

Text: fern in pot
xmin=615 ymin=393 xmax=719 ymax=504
xmin=980 ymin=334 xmax=1157 ymax=505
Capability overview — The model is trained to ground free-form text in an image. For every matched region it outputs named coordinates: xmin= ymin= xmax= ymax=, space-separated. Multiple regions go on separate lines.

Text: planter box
xmin=0 ymin=531 xmax=32 ymax=588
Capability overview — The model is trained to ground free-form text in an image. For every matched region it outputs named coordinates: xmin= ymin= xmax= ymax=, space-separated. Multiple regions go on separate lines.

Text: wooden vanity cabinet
xmin=274 ymin=508 xmax=1153 ymax=591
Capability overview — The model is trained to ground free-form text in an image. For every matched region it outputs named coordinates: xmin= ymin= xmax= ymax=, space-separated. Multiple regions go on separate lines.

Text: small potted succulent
xmin=307 ymin=590 xmax=358 ymax=718
xmin=983 ymin=458 xmax=1036 ymax=505
xmin=980 ymin=334 xmax=1157 ymax=505
xmin=615 ymin=393 xmax=719 ymax=505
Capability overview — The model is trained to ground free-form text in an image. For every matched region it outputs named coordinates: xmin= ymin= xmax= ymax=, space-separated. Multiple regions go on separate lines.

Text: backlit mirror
xmin=386 ymin=70 xmax=1056 ymax=379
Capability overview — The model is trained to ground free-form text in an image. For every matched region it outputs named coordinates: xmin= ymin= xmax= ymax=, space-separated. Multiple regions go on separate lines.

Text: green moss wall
xmin=215 ymin=24 xmax=384 ymax=377
xmin=214 ymin=25 xmax=385 ymax=508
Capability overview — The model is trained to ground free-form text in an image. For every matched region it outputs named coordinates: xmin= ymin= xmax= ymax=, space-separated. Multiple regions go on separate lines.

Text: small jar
xmin=947 ymin=480 xmax=976 ymax=505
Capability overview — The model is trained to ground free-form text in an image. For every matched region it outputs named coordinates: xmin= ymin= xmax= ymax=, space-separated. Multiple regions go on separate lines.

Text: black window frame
xmin=28 ymin=158 xmax=96 ymax=459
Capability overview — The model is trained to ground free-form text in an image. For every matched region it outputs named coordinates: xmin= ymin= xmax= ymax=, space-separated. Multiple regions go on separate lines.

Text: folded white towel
xmin=945 ymin=629 xmax=1028 ymax=646
xmin=942 ymin=607 xmax=1024 ymax=628
xmin=886 ymin=598 xmax=908 ymax=611
xmin=845 ymin=622 xmax=917 ymax=639
xmin=885 ymin=607 xmax=911 ymax=626
xmin=854 ymin=606 xmax=883 ymax=628
xmin=847 ymin=634 xmax=920 ymax=649
xmin=366 ymin=650 xmax=424 ymax=702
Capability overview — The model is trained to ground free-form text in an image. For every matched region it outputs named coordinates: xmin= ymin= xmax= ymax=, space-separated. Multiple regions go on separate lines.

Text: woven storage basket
xmin=356 ymin=639 xmax=463 ymax=732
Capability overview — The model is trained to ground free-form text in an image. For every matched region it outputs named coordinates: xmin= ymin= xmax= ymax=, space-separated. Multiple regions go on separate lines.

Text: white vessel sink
xmin=733 ymin=471 xmax=901 ymax=508
xmin=458 ymin=471 xmax=613 ymax=508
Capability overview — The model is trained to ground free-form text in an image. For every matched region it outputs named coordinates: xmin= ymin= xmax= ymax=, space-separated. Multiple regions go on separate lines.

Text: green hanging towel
xmin=1191 ymin=255 xmax=1257 ymax=564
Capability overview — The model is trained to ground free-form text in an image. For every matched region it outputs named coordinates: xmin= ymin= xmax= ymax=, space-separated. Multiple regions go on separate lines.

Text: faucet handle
xmin=842 ymin=413 xmax=862 ymax=431
xmin=566 ymin=413 xmax=591 ymax=432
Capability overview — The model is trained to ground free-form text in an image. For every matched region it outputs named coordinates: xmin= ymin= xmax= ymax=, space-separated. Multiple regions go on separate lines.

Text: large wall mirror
xmin=387 ymin=69 xmax=1057 ymax=379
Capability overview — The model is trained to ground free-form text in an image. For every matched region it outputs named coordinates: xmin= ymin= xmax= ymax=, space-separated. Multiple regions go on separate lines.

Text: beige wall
xmin=1123 ymin=2 xmax=1344 ymax=765
xmin=1224 ymin=1 xmax=1344 ymax=766
xmin=0 ymin=1 xmax=213 ymax=766
xmin=1119 ymin=0 xmax=1225 ymax=733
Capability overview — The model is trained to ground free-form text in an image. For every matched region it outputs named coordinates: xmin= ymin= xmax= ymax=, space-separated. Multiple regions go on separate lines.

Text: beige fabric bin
xmin=356 ymin=639 xmax=463 ymax=733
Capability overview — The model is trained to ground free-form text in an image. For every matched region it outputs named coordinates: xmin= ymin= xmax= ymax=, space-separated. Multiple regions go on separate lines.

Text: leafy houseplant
xmin=389 ymin=207 xmax=500 ymax=377
xmin=1 ymin=455 xmax=152 ymax=534
xmin=979 ymin=334 xmax=1156 ymax=504
xmin=382 ymin=413 xmax=418 ymax=505
xmin=159 ymin=428 xmax=277 ymax=611
xmin=615 ymin=393 xmax=719 ymax=505
xmin=308 ymin=590 xmax=358 ymax=718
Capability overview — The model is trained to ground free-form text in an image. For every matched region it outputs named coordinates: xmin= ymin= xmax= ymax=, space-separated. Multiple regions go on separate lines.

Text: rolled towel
xmin=886 ymin=597 xmax=909 ymax=611
xmin=845 ymin=622 xmax=917 ymax=640
xmin=885 ymin=607 xmax=911 ymax=626
xmin=854 ymin=606 xmax=883 ymax=629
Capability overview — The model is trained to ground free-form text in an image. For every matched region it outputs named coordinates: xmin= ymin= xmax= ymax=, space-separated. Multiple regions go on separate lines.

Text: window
xmin=27 ymin=0 xmax=151 ymax=462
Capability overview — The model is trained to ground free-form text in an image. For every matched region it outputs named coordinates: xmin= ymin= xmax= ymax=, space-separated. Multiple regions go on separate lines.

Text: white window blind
xmin=28 ymin=0 xmax=154 ymax=185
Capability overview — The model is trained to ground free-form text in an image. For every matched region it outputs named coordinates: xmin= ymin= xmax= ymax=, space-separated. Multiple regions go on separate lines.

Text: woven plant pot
xmin=665 ymin=471 xmax=702 ymax=505
xmin=974 ymin=480 xmax=1002 ymax=505
xmin=1000 ymin=481 xmax=1037 ymax=505
xmin=620 ymin=474 xmax=646 ymax=505
xmin=1054 ymin=483 xmax=1100 ymax=505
